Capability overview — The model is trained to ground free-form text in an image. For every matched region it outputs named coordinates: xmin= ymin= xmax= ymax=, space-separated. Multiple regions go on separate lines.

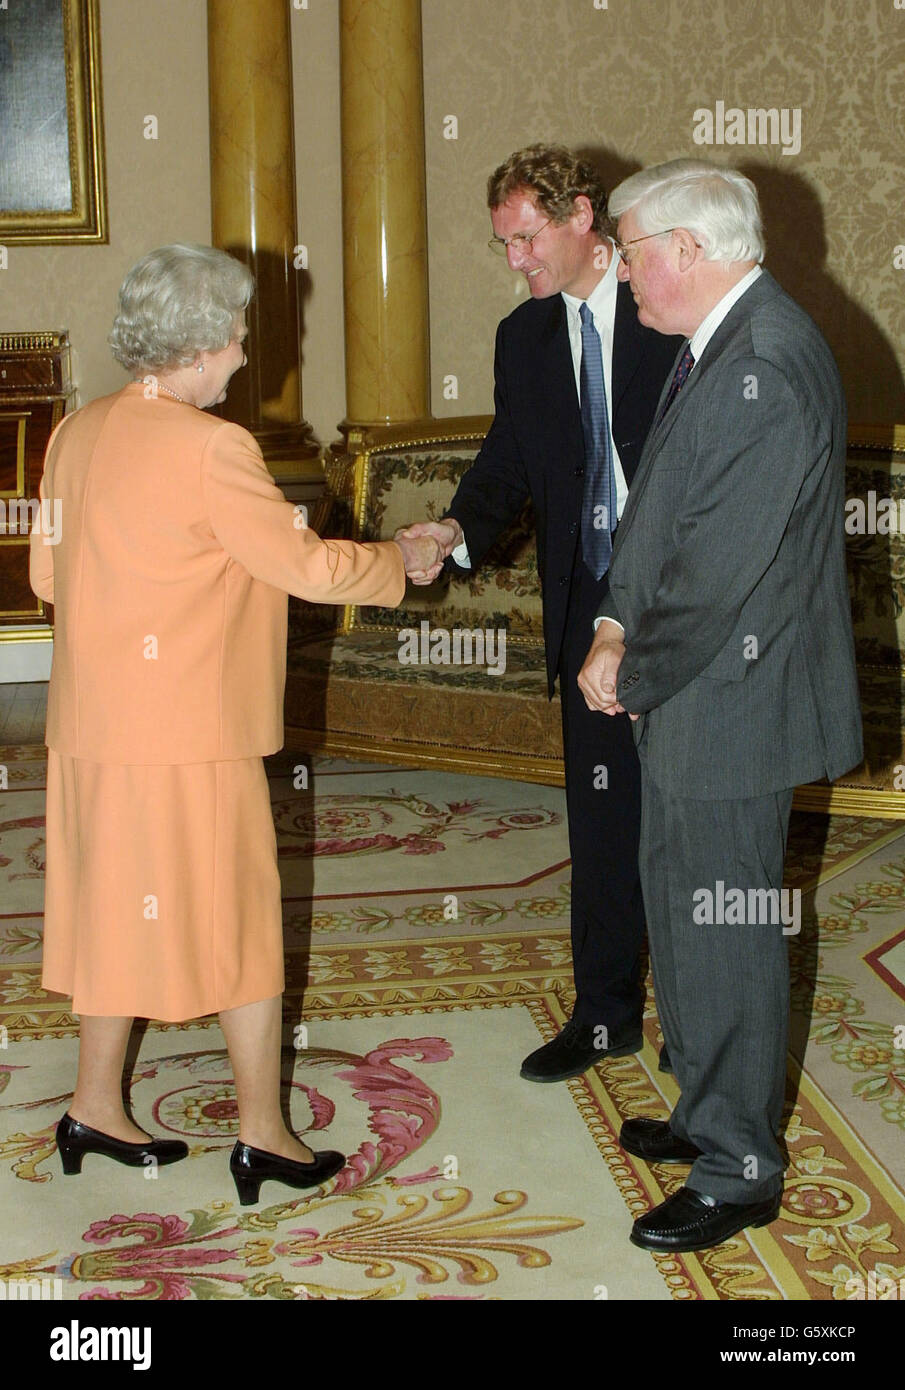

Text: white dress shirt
xmin=451 ymin=240 xmax=623 ymax=569
xmin=561 ymin=239 xmax=627 ymax=519
xmin=689 ymin=264 xmax=762 ymax=365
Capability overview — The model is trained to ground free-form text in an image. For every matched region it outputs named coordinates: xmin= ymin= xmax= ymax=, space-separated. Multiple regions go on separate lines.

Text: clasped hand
xmin=577 ymin=620 xmax=639 ymax=720
xmin=393 ymin=518 xmax=463 ymax=584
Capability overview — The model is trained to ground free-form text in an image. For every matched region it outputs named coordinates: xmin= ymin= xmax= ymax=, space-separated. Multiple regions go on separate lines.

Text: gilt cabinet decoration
xmin=0 ymin=331 xmax=75 ymax=631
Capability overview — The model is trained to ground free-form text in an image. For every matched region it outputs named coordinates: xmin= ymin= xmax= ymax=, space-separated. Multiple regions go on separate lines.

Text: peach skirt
xmin=42 ymin=751 xmax=285 ymax=1021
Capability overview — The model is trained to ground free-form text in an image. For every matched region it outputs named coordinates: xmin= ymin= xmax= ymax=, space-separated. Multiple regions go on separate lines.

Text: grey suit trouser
xmin=638 ymin=742 xmax=794 ymax=1204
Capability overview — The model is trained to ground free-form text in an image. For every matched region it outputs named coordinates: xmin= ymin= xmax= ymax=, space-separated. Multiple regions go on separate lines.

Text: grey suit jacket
xmin=596 ymin=270 xmax=863 ymax=800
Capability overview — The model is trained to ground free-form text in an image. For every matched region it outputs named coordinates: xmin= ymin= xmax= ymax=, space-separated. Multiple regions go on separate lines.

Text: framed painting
xmin=0 ymin=0 xmax=106 ymax=244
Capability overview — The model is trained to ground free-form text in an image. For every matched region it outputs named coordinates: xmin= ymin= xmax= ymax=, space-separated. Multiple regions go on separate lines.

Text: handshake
xmin=392 ymin=517 xmax=465 ymax=585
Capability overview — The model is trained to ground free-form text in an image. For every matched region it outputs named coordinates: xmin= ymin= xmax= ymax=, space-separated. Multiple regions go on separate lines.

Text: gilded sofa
xmin=284 ymin=417 xmax=562 ymax=783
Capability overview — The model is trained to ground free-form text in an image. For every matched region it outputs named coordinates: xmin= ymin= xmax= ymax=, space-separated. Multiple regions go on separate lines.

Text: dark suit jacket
xmin=446 ymin=280 xmax=682 ymax=694
xmin=597 ymin=270 xmax=864 ymax=799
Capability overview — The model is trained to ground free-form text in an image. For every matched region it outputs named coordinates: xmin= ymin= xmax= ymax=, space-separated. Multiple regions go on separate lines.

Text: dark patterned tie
xmin=658 ymin=342 xmax=695 ymax=422
xmin=579 ymin=302 xmax=617 ymax=581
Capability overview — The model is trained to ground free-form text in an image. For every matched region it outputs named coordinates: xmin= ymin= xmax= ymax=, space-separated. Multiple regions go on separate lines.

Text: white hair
xmin=108 ymin=243 xmax=254 ymax=373
xmin=609 ymin=158 xmax=765 ymax=264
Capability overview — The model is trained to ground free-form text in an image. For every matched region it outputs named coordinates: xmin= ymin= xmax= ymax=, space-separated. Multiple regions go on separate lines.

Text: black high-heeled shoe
xmin=229 ymin=1139 xmax=345 ymax=1205
xmin=56 ymin=1112 xmax=189 ymax=1174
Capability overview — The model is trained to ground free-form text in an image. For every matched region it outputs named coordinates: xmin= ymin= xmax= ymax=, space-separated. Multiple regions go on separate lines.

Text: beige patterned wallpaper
xmin=4 ymin=2 xmax=903 ymax=441
xmin=2 ymin=0 xmax=212 ymax=415
xmin=422 ymin=0 xmax=905 ymax=426
xmin=0 ymin=0 xmax=348 ymax=447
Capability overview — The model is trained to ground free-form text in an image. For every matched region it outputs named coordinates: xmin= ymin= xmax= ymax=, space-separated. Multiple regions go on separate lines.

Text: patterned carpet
xmin=0 ymin=745 xmax=903 ymax=1301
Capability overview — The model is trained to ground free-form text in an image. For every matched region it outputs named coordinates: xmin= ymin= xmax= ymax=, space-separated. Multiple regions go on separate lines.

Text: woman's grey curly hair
xmin=108 ymin=243 xmax=254 ymax=373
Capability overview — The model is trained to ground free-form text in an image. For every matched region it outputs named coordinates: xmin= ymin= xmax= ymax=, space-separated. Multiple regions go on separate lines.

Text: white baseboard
xmin=0 ymin=632 xmax=52 ymax=683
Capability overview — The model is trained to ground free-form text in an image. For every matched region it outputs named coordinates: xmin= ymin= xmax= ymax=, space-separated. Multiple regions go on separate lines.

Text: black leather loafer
xmin=520 ymin=1018 xmax=643 ymax=1083
xmin=230 ymin=1140 xmax=345 ymax=1205
xmin=619 ymin=1117 xmax=702 ymax=1164
xmin=56 ymin=1112 xmax=189 ymax=1174
xmin=630 ymin=1185 xmax=783 ymax=1252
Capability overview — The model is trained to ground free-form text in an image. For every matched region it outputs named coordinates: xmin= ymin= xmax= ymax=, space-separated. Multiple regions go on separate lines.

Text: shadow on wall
xmin=742 ymin=162 xmax=903 ymax=785
xmin=578 ymin=149 xmax=905 ymax=427
xmin=738 ymin=161 xmax=905 ymax=428
xmin=215 ymin=246 xmax=313 ymax=432
xmin=574 ymin=144 xmax=643 ymax=240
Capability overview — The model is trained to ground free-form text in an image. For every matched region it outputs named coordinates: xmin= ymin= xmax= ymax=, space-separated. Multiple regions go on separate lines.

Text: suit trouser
xmin=638 ymin=742 xmax=793 ymax=1203
xmin=557 ymin=561 xmax=645 ymax=1035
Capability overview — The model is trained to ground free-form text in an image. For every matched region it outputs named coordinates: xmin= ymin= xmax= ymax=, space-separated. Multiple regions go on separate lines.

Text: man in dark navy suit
xmin=401 ymin=145 xmax=681 ymax=1080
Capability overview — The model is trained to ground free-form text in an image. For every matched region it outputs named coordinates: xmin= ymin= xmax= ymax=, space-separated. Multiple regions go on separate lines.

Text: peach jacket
xmin=29 ymin=382 xmax=404 ymax=763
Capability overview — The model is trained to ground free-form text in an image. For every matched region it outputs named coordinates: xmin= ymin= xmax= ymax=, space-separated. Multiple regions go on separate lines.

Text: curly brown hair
xmin=487 ymin=144 xmax=611 ymax=236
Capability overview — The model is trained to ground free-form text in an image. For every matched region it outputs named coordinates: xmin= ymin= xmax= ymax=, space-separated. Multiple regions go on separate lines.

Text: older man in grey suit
xmin=579 ymin=158 xmax=863 ymax=1253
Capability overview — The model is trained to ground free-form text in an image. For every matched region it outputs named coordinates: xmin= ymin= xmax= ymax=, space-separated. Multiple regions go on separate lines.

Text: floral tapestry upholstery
xmin=347 ymin=448 xmax=544 ymax=643
xmin=845 ymin=448 xmax=905 ymax=668
xmin=843 ymin=441 xmax=905 ymax=789
xmin=284 ymin=433 xmax=561 ymax=780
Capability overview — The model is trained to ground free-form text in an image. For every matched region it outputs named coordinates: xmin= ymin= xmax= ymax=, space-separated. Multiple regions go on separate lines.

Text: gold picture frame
xmin=0 ymin=0 xmax=106 ymax=244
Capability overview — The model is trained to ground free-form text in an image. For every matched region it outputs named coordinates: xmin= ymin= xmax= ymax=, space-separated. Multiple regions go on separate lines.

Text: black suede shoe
xmin=520 ymin=1018 xmax=643 ymax=1083
xmin=658 ymin=1044 xmax=673 ymax=1073
xmin=56 ymin=1112 xmax=189 ymax=1175
xmin=619 ymin=1117 xmax=701 ymax=1164
xmin=630 ymin=1185 xmax=783 ymax=1252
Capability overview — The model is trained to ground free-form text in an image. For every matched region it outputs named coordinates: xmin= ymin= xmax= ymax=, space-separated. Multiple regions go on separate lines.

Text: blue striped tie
xmin=579 ymin=302 xmax=617 ymax=581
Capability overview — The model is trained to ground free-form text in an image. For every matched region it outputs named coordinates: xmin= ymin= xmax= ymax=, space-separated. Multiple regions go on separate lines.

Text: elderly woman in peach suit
xmin=29 ymin=244 xmax=438 ymax=1205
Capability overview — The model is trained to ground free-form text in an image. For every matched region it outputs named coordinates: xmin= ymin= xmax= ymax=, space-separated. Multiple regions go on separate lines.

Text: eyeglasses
xmin=614 ymin=229 xmax=703 ymax=266
xmin=611 ymin=230 xmax=675 ymax=265
xmin=611 ymin=227 xmax=683 ymax=265
xmin=488 ymin=217 xmax=553 ymax=257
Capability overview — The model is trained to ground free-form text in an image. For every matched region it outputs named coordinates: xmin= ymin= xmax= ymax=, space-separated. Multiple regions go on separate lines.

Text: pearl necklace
xmin=154 ymin=381 xmax=185 ymax=403
xmin=139 ymin=375 xmax=186 ymax=403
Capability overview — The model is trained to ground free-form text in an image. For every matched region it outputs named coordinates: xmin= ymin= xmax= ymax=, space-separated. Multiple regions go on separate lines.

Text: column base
xmin=254 ymin=421 xmax=321 ymax=464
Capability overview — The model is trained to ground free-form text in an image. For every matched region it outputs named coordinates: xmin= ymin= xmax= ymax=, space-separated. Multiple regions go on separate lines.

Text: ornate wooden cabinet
xmin=0 ymin=332 xmax=75 ymax=632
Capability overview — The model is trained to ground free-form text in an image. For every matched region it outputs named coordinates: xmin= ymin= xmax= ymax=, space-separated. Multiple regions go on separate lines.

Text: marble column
xmin=340 ymin=0 xmax=430 ymax=430
xmin=208 ymin=0 xmax=319 ymax=474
